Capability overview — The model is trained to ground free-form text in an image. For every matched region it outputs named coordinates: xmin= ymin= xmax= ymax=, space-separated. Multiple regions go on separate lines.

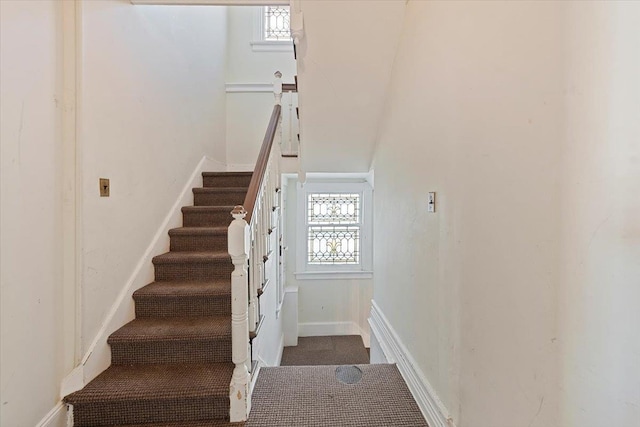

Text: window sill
xmin=250 ymin=41 xmax=293 ymax=52
xmin=294 ymin=271 xmax=373 ymax=280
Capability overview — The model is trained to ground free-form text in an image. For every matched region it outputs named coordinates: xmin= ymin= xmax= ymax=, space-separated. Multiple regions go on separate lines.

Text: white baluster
xmin=248 ymin=222 xmax=257 ymax=331
xmin=288 ymin=92 xmax=294 ymax=155
xmin=228 ymin=206 xmax=250 ymax=422
xmin=274 ymin=71 xmax=283 ymax=105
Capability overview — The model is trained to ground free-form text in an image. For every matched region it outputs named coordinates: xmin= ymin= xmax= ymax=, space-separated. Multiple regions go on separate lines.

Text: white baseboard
xmin=225 ymin=82 xmax=272 ymax=93
xmin=369 ymin=301 xmax=455 ymax=427
xmin=282 ymin=286 xmax=299 ymax=347
xmin=60 ymin=364 xmax=84 ymax=400
xmin=275 ymin=332 xmax=285 ymax=366
xmin=62 ymin=156 xmax=226 ymax=393
xmin=298 ymin=321 xmax=362 ymax=338
xmin=35 ymin=402 xmax=67 ymax=427
xmin=358 ymin=323 xmax=371 ymax=348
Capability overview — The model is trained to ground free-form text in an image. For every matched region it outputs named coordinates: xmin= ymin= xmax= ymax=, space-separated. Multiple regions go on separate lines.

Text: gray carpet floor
xmin=280 ymin=335 xmax=370 ymax=366
xmin=246 ymin=364 xmax=428 ymax=426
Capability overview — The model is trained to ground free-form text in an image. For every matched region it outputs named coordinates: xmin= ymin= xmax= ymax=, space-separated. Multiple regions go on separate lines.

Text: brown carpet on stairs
xmin=280 ymin=335 xmax=370 ymax=366
xmin=246 ymin=364 xmax=428 ymax=427
xmin=64 ymin=171 xmax=252 ymax=427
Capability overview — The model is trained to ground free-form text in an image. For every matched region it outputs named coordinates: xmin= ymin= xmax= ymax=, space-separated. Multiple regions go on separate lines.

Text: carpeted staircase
xmin=64 ymin=172 xmax=252 ymax=427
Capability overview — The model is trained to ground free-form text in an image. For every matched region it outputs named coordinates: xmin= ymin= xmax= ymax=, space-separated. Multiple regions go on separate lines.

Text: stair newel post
xmin=228 ymin=205 xmax=251 ymax=422
xmin=274 ymin=70 xmax=284 ymax=155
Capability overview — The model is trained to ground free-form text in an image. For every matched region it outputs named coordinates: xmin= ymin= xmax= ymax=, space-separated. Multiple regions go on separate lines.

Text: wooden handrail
xmin=282 ymin=83 xmax=297 ymax=92
xmin=243 ymin=104 xmax=282 ymax=224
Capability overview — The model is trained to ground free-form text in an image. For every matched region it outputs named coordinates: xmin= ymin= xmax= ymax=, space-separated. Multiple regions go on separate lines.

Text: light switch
xmin=99 ymin=178 xmax=110 ymax=197
xmin=428 ymin=192 xmax=436 ymax=213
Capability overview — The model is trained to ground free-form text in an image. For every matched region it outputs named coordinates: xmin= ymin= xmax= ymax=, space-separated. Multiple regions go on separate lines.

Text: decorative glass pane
xmin=308 ymin=226 xmax=360 ymax=265
xmin=264 ymin=6 xmax=291 ymax=41
xmin=308 ymin=193 xmax=360 ymax=224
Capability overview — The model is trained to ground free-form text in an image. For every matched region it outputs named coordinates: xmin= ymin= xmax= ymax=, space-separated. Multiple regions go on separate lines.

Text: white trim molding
xmin=298 ymin=321 xmax=370 ymax=348
xmin=61 ymin=0 xmax=83 ymax=374
xmin=369 ymin=301 xmax=456 ymax=427
xmin=35 ymin=402 xmax=67 ymax=427
xmin=132 ymin=0 xmax=287 ymax=5
xmin=226 ymin=83 xmax=273 ymax=93
xmin=299 ymin=321 xmax=360 ymax=338
xmin=294 ymin=271 xmax=373 ymax=280
xmin=250 ymin=41 xmax=293 ymax=52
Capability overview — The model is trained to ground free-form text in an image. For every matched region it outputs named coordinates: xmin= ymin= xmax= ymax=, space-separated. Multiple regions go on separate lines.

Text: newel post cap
xmin=229 ymin=206 xmax=250 ymax=257
xmin=231 ymin=205 xmax=247 ymax=219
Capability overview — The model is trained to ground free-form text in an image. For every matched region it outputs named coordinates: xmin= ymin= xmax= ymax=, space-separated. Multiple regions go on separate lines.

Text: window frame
xmin=295 ymin=181 xmax=373 ymax=280
xmin=251 ymin=6 xmax=293 ymax=52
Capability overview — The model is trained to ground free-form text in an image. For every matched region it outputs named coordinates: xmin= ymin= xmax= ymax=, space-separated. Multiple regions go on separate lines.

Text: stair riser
xmin=154 ymin=262 xmax=233 ymax=282
xmin=182 ymin=211 xmax=233 ymax=227
xmin=110 ymin=339 xmax=232 ymax=365
xmin=71 ymin=396 xmax=229 ymax=426
xmin=170 ymin=234 xmax=227 ymax=252
xmin=134 ymin=295 xmax=231 ymax=317
xmin=203 ymin=175 xmax=252 ymax=188
xmin=193 ymin=191 xmax=246 ymax=206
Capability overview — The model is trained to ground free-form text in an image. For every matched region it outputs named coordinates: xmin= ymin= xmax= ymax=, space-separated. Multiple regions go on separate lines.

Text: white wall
xmin=558 ymin=3 xmax=640 ymax=425
xmin=371 ymin=2 xmax=639 ymax=427
xmin=226 ymin=6 xmax=295 ymax=84
xmin=0 ymin=1 xmax=67 ymax=426
xmin=284 ymin=177 xmax=372 ymax=344
xmin=225 ymin=6 xmax=296 ymax=168
xmin=80 ymin=1 xmax=229 ymax=356
xmin=295 ymin=0 xmax=406 ymax=173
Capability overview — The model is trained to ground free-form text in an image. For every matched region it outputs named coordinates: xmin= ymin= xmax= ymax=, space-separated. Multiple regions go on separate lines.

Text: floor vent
xmin=335 ymin=365 xmax=363 ymax=384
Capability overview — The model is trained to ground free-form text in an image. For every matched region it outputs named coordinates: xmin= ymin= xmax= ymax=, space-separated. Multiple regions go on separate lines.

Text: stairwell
xmin=64 ymin=172 xmax=252 ymax=426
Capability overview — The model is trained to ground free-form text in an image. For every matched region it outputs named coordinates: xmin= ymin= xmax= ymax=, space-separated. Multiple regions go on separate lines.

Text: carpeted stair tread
xmin=117 ymin=421 xmax=243 ymax=427
xmin=181 ymin=206 xmax=237 ymax=227
xmin=168 ymin=227 xmax=229 ymax=251
xmin=192 ymin=187 xmax=247 ymax=207
xmin=182 ymin=205 xmax=237 ymax=213
xmin=201 ymin=172 xmax=252 ymax=188
xmin=108 ymin=316 xmax=231 ymax=342
xmin=153 ymin=251 xmax=230 ymax=264
xmin=202 ymin=172 xmax=252 ymax=178
xmin=169 ymin=226 xmax=228 ymax=236
xmin=153 ymin=251 xmax=233 ymax=282
xmin=64 ymin=363 xmax=233 ymax=404
xmin=134 ymin=281 xmax=231 ymax=298
xmin=133 ymin=281 xmax=232 ymax=318
xmin=192 ymin=187 xmax=249 ymax=193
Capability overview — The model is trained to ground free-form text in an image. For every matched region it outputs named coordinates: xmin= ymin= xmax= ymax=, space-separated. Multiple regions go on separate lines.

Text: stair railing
xmin=228 ymin=71 xmax=284 ymax=423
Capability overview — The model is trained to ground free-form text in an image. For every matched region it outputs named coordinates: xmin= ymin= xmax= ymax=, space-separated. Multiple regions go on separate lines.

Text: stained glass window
xmin=307 ymin=193 xmax=361 ymax=265
xmin=264 ymin=6 xmax=291 ymax=41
